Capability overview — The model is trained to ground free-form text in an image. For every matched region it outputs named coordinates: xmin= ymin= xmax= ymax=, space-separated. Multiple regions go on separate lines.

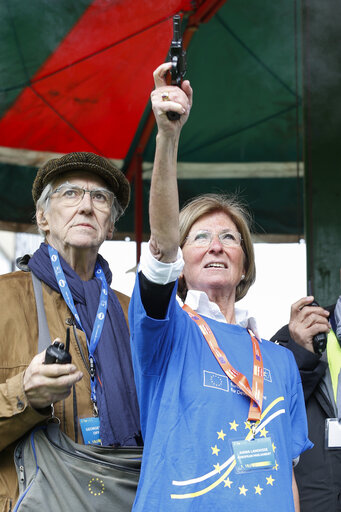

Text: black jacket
xmin=271 ymin=305 xmax=341 ymax=512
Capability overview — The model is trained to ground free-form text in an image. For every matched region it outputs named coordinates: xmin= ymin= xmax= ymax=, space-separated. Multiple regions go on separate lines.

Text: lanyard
xmin=183 ymin=304 xmax=264 ymax=422
xmin=48 ymin=245 xmax=109 ymax=412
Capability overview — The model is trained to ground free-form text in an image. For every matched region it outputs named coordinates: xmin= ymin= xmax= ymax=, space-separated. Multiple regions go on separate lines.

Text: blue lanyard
xmin=48 ymin=245 xmax=108 ymax=412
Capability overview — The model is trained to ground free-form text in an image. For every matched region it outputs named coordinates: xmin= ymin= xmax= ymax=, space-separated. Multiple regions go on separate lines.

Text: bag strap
xmin=31 ymin=271 xmax=52 ymax=352
xmin=31 ymin=271 xmax=79 ymax=440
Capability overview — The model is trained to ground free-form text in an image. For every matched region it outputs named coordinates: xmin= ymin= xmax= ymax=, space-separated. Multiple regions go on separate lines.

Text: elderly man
xmin=0 ymin=152 xmax=141 ymax=511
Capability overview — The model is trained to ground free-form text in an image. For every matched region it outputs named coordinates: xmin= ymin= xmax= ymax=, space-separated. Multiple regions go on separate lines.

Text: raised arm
xmin=149 ymin=62 xmax=192 ymax=263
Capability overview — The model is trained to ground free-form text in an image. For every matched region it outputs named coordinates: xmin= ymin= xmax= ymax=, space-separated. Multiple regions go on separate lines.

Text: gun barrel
xmin=172 ymin=14 xmax=181 ymax=42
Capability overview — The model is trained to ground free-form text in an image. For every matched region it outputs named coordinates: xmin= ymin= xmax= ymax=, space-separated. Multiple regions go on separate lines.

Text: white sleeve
xmin=139 ymin=242 xmax=184 ymax=285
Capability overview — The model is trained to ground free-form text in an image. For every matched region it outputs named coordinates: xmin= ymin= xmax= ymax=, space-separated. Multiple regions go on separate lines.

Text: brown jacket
xmin=0 ymin=270 xmax=130 ymax=512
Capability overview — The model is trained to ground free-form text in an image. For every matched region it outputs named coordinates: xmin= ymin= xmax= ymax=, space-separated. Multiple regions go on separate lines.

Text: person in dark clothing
xmin=271 ymin=295 xmax=341 ymax=512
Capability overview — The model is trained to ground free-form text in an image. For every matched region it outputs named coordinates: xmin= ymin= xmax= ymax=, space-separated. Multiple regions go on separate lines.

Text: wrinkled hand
xmin=23 ymin=343 xmax=83 ymax=409
xmin=289 ymin=297 xmax=331 ymax=353
xmin=151 ymin=62 xmax=193 ymax=135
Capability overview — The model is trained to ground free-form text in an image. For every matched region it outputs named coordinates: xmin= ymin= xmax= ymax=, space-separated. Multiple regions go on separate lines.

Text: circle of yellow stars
xmin=210 ymin=419 xmax=278 ymax=496
xmin=88 ymin=477 xmax=105 ymax=496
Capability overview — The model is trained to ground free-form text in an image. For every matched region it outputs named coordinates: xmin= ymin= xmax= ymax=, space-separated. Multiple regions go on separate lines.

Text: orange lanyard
xmin=183 ymin=304 xmax=264 ymax=422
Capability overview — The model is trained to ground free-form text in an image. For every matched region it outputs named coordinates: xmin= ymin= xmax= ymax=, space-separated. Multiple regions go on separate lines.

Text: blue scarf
xmin=28 ymin=243 xmax=141 ymax=446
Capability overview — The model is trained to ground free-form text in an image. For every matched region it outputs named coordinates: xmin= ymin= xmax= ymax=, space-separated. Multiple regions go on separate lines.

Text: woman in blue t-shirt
xmin=129 ymin=63 xmax=312 ymax=512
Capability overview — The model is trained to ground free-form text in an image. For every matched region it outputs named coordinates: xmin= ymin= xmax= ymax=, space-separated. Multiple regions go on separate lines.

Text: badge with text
xmin=325 ymin=418 xmax=341 ymax=449
xmin=232 ymin=437 xmax=275 ymax=473
xmin=80 ymin=417 xmax=101 ymax=445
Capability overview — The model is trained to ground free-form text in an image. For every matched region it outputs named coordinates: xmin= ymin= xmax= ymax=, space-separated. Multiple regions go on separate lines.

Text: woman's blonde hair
xmin=178 ymin=193 xmax=256 ymax=302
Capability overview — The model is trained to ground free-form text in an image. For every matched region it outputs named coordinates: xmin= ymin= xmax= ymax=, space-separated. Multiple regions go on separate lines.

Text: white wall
xmin=238 ymin=242 xmax=306 ymax=339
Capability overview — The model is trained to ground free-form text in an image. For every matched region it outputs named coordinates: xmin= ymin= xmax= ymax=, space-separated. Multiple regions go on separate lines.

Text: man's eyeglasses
xmin=185 ymin=229 xmax=242 ymax=248
xmin=51 ymin=184 xmax=114 ymax=212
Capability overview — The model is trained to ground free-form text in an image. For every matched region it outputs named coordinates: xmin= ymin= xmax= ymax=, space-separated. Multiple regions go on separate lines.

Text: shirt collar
xmin=184 ymin=289 xmax=261 ymax=340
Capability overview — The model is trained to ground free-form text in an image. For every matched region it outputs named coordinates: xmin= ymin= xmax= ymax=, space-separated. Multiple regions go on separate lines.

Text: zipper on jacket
xmin=19 ymin=466 xmax=25 ymax=484
xmin=13 ymin=429 xmax=42 ymax=512
xmin=14 ymin=441 xmax=26 ymax=488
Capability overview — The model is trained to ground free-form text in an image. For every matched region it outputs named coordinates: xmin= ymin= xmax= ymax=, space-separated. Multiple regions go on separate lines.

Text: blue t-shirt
xmin=129 ymin=278 xmax=312 ymax=511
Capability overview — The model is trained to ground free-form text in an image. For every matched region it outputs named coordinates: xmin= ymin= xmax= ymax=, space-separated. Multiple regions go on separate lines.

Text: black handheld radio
xmin=307 ymin=282 xmax=328 ymax=355
xmin=45 ymin=327 xmax=72 ymax=364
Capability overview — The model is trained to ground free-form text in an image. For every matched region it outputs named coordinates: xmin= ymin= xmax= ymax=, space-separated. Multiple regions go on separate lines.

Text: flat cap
xmin=32 ymin=152 xmax=130 ymax=212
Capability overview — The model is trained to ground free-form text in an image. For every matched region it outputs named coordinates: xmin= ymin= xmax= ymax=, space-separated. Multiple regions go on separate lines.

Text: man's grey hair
xmin=35 ymin=181 xmax=123 ymax=237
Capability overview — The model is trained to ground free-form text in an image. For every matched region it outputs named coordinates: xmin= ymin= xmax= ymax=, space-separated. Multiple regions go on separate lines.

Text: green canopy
xmin=0 ymin=0 xmax=303 ymax=240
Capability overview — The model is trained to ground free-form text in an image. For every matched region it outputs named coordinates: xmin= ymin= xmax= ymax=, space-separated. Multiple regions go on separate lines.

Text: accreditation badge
xmin=232 ymin=437 xmax=275 ymax=473
xmin=325 ymin=418 xmax=341 ymax=449
xmin=79 ymin=417 xmax=101 ymax=445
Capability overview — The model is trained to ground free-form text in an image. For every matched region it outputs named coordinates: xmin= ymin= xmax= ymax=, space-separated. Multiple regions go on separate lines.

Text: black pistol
xmin=167 ymin=14 xmax=187 ymax=121
xmin=45 ymin=327 xmax=72 ymax=364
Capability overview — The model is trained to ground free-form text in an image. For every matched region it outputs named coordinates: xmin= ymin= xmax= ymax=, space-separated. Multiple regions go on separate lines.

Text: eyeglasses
xmin=50 ymin=184 xmax=114 ymax=212
xmin=185 ymin=229 xmax=242 ymax=248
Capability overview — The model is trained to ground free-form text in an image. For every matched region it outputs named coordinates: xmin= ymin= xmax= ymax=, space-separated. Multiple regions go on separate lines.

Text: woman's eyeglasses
xmin=185 ymin=229 xmax=242 ymax=248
